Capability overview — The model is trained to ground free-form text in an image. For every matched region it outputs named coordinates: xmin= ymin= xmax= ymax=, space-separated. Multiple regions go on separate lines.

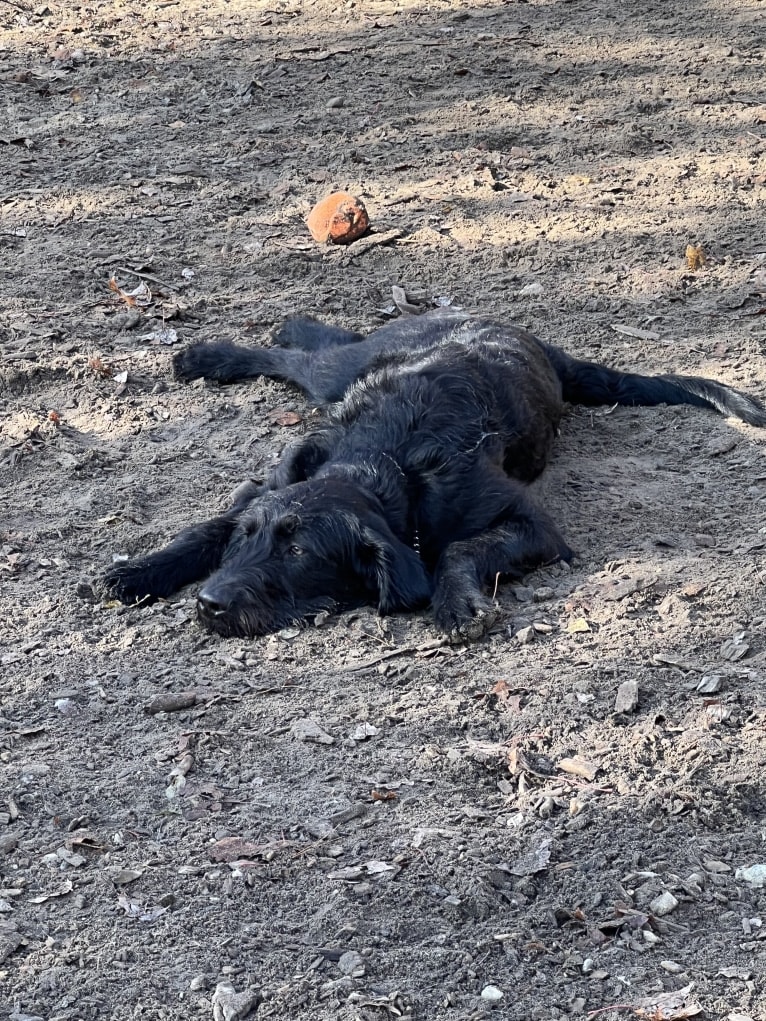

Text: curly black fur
xmin=100 ymin=310 xmax=766 ymax=640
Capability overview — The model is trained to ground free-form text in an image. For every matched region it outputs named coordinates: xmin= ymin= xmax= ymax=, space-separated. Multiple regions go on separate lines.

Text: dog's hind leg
xmin=272 ymin=317 xmax=364 ymax=350
xmin=432 ymin=494 xmax=572 ymax=641
xmin=539 ymin=341 xmax=766 ymax=426
xmin=173 ymin=341 xmax=313 ymax=388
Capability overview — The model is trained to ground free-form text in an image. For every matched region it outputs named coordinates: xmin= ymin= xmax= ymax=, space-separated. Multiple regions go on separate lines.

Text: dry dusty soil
xmin=2 ymin=1 xmax=766 ymax=1018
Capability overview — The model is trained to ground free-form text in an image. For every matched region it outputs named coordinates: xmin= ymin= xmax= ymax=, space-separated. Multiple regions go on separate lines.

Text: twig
xmin=341 ymin=636 xmax=449 ymax=672
xmin=116 ymin=265 xmax=178 ymax=292
xmin=331 ymin=228 xmax=404 ymax=261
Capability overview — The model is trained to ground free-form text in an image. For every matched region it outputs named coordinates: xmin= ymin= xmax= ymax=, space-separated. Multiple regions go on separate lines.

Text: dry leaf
xmin=685 ymin=244 xmax=706 ymax=271
xmin=209 ymin=837 xmax=269 ymax=863
xmin=28 ymin=880 xmax=74 ymax=904
xmin=567 ymin=617 xmax=591 ymax=634
xmin=391 ymin=285 xmax=423 ymax=315
xmin=635 ymin=982 xmax=702 ymax=1019
xmin=269 ymin=409 xmax=303 ymax=427
xmin=109 ymin=276 xmax=152 ymax=308
xmin=371 ymin=789 xmax=397 ymax=802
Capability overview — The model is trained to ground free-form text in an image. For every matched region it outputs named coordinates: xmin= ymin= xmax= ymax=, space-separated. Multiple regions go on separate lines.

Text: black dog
xmin=100 ymin=310 xmax=766 ymax=640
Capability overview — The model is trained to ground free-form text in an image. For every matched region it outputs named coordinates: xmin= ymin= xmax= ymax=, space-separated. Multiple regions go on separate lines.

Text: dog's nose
xmin=197 ymin=588 xmax=228 ymax=617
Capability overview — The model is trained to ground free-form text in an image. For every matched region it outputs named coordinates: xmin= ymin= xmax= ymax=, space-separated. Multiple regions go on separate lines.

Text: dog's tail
xmin=540 ymin=343 xmax=766 ymax=427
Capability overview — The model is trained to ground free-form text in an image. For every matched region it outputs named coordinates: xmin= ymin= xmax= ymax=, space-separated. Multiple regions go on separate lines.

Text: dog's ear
xmin=356 ymin=518 xmax=432 ymax=613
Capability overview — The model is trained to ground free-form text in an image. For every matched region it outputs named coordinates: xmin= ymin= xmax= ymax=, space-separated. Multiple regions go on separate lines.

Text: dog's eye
xmin=288 ymin=545 xmax=304 ymax=556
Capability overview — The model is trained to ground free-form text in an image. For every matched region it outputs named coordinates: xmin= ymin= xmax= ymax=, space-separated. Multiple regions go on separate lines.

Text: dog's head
xmin=196 ymin=478 xmax=432 ymax=637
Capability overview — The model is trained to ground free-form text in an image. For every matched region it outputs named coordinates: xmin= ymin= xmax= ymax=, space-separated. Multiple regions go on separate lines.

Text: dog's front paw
xmin=432 ymin=581 xmax=498 ymax=643
xmin=99 ymin=560 xmax=162 ymax=605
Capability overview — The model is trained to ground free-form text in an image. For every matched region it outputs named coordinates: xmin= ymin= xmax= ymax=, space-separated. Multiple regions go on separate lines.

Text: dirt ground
xmin=2 ymin=0 xmax=766 ymax=1018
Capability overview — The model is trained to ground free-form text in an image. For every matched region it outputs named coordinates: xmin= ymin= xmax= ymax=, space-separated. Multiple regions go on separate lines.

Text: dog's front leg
xmin=99 ymin=513 xmax=242 ymax=605
xmin=432 ymin=506 xmax=572 ymax=642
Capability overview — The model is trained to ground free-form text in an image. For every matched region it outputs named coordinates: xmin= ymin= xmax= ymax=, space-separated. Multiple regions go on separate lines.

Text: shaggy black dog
xmin=100 ymin=310 xmax=766 ymax=640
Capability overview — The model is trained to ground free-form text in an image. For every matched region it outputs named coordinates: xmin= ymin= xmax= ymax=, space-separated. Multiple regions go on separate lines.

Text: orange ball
xmin=306 ymin=192 xmax=370 ymax=244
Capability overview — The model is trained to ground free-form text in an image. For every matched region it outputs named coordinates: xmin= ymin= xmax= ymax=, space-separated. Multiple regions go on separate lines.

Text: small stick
xmin=116 ymin=265 xmax=177 ymax=292
xmin=341 ymin=637 xmax=449 ymax=672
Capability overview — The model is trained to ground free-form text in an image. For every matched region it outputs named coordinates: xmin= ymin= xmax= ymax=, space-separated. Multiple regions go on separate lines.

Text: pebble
xmin=337 ymin=950 xmax=365 ymax=977
xmin=735 ymin=863 xmax=766 ymax=888
xmin=614 ymin=679 xmax=639 ymax=713
xmin=660 ymin=960 xmax=684 ymax=974
xmin=480 ymin=984 xmax=504 ymax=1003
xmin=649 ymin=891 xmax=679 ymax=916
xmin=696 ymin=674 xmax=723 ymax=694
xmin=515 ymin=625 xmax=536 ymax=645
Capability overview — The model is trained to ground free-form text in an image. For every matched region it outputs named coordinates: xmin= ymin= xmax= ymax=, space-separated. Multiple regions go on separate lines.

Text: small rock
xmin=660 ymin=960 xmax=685 ymax=974
xmin=614 ymin=679 xmax=639 ymax=713
xmin=696 ymin=674 xmax=723 ymax=694
xmin=649 ymin=891 xmax=679 ymax=916
xmin=703 ymin=858 xmax=731 ymax=873
xmin=337 ymin=950 xmax=365 ymax=977
xmin=519 ymin=281 xmax=544 ymax=296
xmin=480 ymin=985 xmax=504 ymax=1003
xmin=189 ymin=974 xmax=208 ymax=991
xmin=290 ymin=718 xmax=334 ymax=744
xmin=533 ymin=586 xmax=555 ymax=602
xmin=643 ymin=929 xmax=661 ymax=944
xmin=326 ymin=96 xmax=344 ymax=109
xmin=211 ymin=982 xmax=260 ymax=1021
xmin=735 ymin=863 xmax=766 ymax=888
xmin=515 ymin=625 xmax=535 ymax=645
xmin=144 ymin=691 xmax=197 ymax=715
xmin=349 ymin=722 xmax=378 ymax=742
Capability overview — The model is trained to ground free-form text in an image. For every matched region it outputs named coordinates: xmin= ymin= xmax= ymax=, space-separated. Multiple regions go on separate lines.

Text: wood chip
xmin=558 ymin=755 xmax=600 ymax=781
xmin=144 ymin=691 xmax=197 ymax=715
xmin=611 ymin=324 xmax=661 ymax=341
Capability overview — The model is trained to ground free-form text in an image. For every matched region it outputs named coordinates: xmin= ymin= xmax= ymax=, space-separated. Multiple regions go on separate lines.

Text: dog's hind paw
xmin=173 ymin=343 xmax=220 ymax=382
